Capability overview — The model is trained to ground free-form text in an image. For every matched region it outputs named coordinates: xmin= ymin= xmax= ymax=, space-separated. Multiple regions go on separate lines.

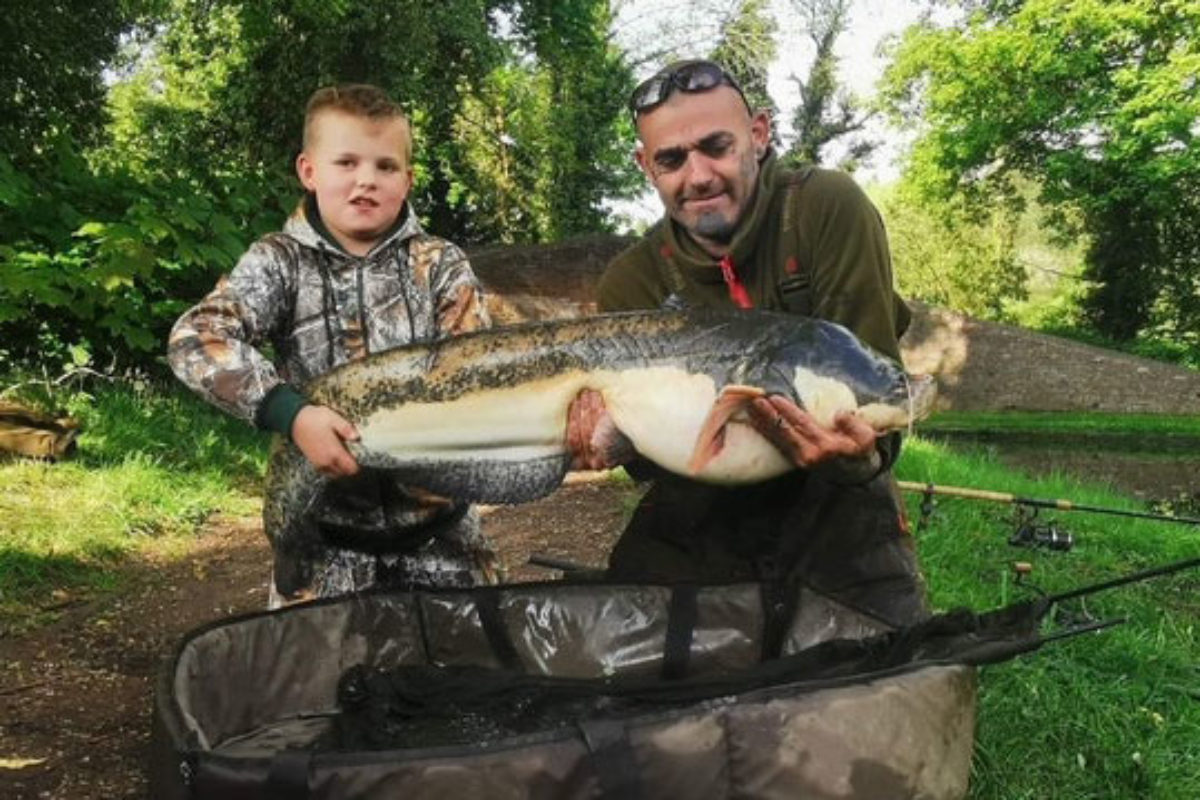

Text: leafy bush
xmin=0 ymin=143 xmax=289 ymax=369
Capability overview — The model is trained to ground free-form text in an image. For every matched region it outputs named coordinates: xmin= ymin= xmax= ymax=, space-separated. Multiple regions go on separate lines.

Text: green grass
xmin=0 ymin=379 xmax=268 ymax=630
xmin=897 ymin=436 xmax=1199 ymax=799
xmin=922 ymin=410 xmax=1200 ymax=438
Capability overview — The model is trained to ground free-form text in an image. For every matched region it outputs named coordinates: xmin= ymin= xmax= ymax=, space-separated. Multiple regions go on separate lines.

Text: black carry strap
xmin=777 ymin=165 xmax=817 ymax=315
xmin=476 ymin=591 xmax=524 ymax=671
xmin=577 ymin=718 xmax=642 ymax=800
xmin=266 ymin=750 xmax=312 ymax=799
xmin=759 ymin=579 xmax=801 ymax=661
xmin=661 ymin=584 xmax=699 ymax=680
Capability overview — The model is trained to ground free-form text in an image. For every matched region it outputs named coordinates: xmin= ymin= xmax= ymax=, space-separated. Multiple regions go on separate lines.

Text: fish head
xmin=685 ymin=329 xmax=939 ymax=476
xmin=753 ymin=326 xmax=938 ymax=431
xmin=856 ymin=372 xmax=938 ymax=433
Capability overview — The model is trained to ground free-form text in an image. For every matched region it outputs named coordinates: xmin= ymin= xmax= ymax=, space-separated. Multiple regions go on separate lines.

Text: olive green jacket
xmin=597 ymin=153 xmax=910 ymax=361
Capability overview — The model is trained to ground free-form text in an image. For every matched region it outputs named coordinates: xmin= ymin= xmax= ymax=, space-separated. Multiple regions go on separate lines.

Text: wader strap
xmin=662 ymin=585 xmax=699 ymax=680
xmin=578 ymin=719 xmax=642 ymax=800
xmin=266 ymin=751 xmax=312 ymax=799
xmin=476 ymin=591 xmax=523 ymax=670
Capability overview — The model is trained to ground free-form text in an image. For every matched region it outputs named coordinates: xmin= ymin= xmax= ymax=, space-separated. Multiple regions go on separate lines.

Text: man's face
xmin=634 ymin=87 xmax=770 ymax=252
xmin=296 ymin=110 xmax=412 ymax=256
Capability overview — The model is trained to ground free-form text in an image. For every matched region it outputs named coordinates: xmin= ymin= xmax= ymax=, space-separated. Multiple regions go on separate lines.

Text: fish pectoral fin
xmin=686 ymin=385 xmax=765 ymax=474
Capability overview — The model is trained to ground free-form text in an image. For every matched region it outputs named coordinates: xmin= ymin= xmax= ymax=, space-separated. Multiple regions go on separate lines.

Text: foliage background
xmin=0 ymin=0 xmax=1196 ymax=374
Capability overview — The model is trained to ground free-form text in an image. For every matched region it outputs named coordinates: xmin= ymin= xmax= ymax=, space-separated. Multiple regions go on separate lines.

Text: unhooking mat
xmin=150 ymin=560 xmax=1196 ymax=800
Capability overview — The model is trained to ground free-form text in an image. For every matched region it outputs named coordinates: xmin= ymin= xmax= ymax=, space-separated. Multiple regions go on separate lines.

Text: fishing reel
xmin=1009 ymin=505 xmax=1073 ymax=552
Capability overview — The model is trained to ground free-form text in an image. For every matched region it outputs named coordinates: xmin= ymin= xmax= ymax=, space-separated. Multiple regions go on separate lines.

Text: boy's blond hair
xmin=302 ymin=84 xmax=412 ymax=163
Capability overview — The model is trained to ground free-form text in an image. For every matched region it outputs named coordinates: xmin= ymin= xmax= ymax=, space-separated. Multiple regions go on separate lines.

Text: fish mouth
xmin=687 ymin=384 xmax=766 ymax=474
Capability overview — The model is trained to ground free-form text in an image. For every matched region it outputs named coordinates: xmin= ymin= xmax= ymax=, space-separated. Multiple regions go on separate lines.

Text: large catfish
xmin=264 ymin=308 xmax=935 ymax=552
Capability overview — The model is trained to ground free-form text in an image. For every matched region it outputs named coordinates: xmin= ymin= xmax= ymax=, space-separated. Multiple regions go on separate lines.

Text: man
xmin=567 ymin=59 xmax=925 ymax=628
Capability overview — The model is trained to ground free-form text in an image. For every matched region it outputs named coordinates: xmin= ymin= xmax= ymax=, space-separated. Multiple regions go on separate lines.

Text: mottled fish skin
xmin=266 ymin=308 xmax=932 ymax=559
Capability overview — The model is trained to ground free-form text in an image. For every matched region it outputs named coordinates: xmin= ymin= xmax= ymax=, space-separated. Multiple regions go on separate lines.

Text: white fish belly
xmin=355 ymin=365 xmax=796 ymax=485
xmin=599 ymin=367 xmax=790 ymax=484
xmin=356 ymin=373 xmax=590 ymax=464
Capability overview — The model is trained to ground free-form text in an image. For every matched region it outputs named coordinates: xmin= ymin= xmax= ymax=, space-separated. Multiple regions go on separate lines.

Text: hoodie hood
xmin=281 ymin=193 xmax=425 ymax=259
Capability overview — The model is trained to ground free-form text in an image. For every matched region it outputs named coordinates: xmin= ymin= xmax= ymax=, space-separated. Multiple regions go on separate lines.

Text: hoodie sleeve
xmin=167 ymin=236 xmax=300 ymax=428
xmin=429 ymin=240 xmax=492 ymax=336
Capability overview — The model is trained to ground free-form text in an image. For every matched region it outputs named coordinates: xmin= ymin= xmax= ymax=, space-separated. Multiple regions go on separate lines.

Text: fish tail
xmin=263 ymin=439 xmax=328 ymax=594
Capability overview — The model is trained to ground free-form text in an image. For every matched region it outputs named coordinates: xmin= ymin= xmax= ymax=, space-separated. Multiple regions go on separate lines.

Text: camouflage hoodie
xmin=169 ymin=196 xmax=492 ymax=593
xmin=169 ymin=194 xmax=489 ymax=428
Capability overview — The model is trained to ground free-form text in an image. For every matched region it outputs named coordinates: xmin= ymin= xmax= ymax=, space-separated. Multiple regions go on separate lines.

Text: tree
xmin=114 ymin=0 xmax=637 ymax=243
xmin=784 ymin=0 xmax=876 ymax=168
xmin=709 ymin=0 xmax=780 ymax=123
xmin=508 ymin=0 xmax=640 ymax=240
xmin=880 ymin=0 xmax=1200 ymax=344
xmin=876 ymin=183 xmax=1027 ymax=320
xmin=0 ymin=1 xmax=147 ymax=167
xmin=0 ymin=1 xmax=642 ymax=367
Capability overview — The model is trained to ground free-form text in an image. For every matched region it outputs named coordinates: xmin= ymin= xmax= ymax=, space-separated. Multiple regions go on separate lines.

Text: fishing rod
xmin=896 ymin=480 xmax=1200 ymax=551
xmin=897 ymin=480 xmax=1200 ymax=525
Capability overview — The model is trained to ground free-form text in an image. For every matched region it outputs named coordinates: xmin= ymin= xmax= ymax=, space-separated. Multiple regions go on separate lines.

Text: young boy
xmin=169 ymin=84 xmax=498 ymax=606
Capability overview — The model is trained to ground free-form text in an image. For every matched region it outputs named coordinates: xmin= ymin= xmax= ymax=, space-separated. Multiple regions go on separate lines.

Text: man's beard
xmin=691 ymin=211 xmax=737 ymax=243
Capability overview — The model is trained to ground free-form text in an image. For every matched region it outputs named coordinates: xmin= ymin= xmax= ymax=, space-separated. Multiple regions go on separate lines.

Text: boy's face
xmin=296 ymin=110 xmax=413 ymax=256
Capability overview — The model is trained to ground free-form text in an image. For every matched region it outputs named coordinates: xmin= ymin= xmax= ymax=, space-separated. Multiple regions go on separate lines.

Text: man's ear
xmin=296 ymin=152 xmax=316 ymax=191
xmin=749 ymin=110 xmax=772 ymax=157
xmin=633 ymin=146 xmax=652 ymax=179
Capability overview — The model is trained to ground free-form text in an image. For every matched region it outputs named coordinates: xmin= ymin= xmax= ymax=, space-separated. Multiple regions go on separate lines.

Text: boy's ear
xmin=296 ymin=152 xmax=316 ymax=192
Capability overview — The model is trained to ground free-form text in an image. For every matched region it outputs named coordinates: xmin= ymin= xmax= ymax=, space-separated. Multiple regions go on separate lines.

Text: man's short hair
xmin=302 ymin=84 xmax=412 ymax=162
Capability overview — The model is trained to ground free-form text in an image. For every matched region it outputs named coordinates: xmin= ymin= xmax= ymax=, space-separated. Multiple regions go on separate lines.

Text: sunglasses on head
xmin=628 ymin=60 xmax=752 ymax=120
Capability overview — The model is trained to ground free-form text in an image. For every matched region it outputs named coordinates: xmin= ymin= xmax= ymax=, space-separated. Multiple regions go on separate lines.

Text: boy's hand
xmin=747 ymin=395 xmax=877 ymax=470
xmin=292 ymin=405 xmax=361 ymax=477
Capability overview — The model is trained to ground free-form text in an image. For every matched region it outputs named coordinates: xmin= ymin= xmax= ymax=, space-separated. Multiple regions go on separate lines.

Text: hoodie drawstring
xmin=394 ymin=240 xmax=418 ymax=344
xmin=719 ymin=255 xmax=754 ymax=309
xmin=355 ymin=255 xmax=369 ymax=357
xmin=316 ymin=242 xmax=340 ymax=371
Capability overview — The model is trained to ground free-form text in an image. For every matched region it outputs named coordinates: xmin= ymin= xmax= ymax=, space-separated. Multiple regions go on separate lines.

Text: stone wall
xmin=900 ymin=303 xmax=1200 ymax=414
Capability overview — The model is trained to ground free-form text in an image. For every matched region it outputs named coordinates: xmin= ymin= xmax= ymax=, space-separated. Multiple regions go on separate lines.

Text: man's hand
xmin=747 ymin=395 xmax=877 ymax=471
xmin=565 ymin=389 xmax=632 ymax=471
xmin=291 ymin=405 xmax=361 ymax=478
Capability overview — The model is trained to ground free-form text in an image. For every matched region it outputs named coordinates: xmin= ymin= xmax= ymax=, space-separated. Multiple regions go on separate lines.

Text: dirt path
xmin=0 ymin=476 xmax=638 ymax=800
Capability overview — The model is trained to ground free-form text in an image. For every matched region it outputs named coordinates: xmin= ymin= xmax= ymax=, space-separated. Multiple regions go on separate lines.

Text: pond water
xmin=925 ymin=433 xmax=1200 ymax=516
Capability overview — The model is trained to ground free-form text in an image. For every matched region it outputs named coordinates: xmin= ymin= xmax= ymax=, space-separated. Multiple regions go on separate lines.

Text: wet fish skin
xmin=264 ymin=308 xmax=933 ymax=561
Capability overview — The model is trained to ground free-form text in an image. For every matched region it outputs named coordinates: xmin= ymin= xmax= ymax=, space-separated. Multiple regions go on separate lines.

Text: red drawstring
xmin=719 ymin=255 xmax=753 ymax=309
